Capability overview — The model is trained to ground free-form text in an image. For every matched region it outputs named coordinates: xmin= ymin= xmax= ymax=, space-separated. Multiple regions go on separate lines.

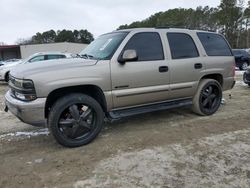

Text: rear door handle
xmin=159 ymin=66 xmax=168 ymax=73
xmin=194 ymin=63 xmax=203 ymax=69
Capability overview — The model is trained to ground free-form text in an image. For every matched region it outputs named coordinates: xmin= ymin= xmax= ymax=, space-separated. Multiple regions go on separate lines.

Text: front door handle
xmin=159 ymin=66 xmax=168 ymax=73
xmin=194 ymin=63 xmax=203 ymax=69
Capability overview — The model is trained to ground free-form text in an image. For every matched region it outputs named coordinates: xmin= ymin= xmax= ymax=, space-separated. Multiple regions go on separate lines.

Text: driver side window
xmin=123 ymin=32 xmax=164 ymax=61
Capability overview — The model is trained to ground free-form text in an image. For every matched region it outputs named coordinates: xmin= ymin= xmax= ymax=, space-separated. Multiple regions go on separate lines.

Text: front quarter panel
xmin=31 ymin=60 xmax=111 ymax=98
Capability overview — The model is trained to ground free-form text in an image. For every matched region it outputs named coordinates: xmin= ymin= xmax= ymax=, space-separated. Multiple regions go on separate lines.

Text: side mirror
xmin=118 ymin=49 xmax=138 ymax=64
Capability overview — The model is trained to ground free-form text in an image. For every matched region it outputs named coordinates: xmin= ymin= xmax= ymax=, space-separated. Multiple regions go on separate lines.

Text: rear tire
xmin=48 ymin=93 xmax=104 ymax=147
xmin=192 ymin=79 xmax=222 ymax=116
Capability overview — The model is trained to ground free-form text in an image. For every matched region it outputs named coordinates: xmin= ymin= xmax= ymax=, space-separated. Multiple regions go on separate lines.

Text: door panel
xmin=166 ymin=32 xmax=205 ymax=99
xmin=168 ymin=57 xmax=204 ymax=99
xmin=110 ymin=32 xmax=170 ymax=109
xmin=111 ymin=60 xmax=170 ymax=108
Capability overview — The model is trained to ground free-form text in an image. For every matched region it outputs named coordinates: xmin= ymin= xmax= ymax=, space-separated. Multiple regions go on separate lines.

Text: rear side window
xmin=123 ymin=32 xmax=164 ymax=61
xmin=29 ymin=55 xmax=45 ymax=63
xmin=47 ymin=55 xmax=66 ymax=60
xmin=197 ymin=33 xmax=232 ymax=56
xmin=167 ymin=33 xmax=199 ymax=59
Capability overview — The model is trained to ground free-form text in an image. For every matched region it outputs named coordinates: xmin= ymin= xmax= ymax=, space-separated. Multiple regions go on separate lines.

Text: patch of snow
xmin=0 ymin=128 xmax=49 ymax=141
xmin=235 ymin=70 xmax=245 ymax=76
xmin=34 ymin=158 xmax=44 ymax=163
xmin=74 ymin=129 xmax=250 ymax=188
xmin=236 ymin=81 xmax=248 ymax=86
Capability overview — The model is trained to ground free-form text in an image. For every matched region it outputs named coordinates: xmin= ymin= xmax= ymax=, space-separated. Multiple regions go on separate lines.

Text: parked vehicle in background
xmin=2 ymin=59 xmax=21 ymax=64
xmin=232 ymin=49 xmax=250 ymax=70
xmin=243 ymin=67 xmax=250 ymax=86
xmin=5 ymin=28 xmax=235 ymax=147
xmin=0 ymin=52 xmax=74 ymax=82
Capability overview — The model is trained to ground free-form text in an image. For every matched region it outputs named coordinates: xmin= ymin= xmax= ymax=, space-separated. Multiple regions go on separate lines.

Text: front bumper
xmin=5 ymin=90 xmax=46 ymax=126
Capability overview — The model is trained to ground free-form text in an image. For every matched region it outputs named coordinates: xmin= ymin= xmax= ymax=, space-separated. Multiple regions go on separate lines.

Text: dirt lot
xmin=0 ymin=72 xmax=250 ymax=188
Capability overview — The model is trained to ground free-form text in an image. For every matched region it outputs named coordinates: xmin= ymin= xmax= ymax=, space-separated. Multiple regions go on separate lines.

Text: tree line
xmin=118 ymin=0 xmax=250 ymax=49
xmin=17 ymin=29 xmax=94 ymax=45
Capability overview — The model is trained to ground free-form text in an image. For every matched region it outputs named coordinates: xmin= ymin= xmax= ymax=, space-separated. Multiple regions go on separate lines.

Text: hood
xmin=10 ymin=58 xmax=98 ymax=79
xmin=1 ymin=61 xmax=22 ymax=68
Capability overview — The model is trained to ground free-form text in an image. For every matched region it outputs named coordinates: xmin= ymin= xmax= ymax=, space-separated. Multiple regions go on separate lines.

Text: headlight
xmin=10 ymin=77 xmax=34 ymax=89
xmin=9 ymin=75 xmax=37 ymax=101
xmin=14 ymin=91 xmax=37 ymax=101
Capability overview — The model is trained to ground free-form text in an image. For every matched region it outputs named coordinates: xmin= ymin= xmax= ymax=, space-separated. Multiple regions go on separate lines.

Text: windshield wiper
xmin=78 ymin=54 xmax=97 ymax=60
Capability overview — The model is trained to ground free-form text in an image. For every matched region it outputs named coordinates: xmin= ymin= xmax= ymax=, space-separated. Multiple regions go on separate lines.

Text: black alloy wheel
xmin=59 ymin=104 xmax=95 ymax=140
xmin=49 ymin=93 xmax=104 ymax=147
xmin=192 ymin=79 xmax=222 ymax=116
xmin=199 ymin=83 xmax=222 ymax=115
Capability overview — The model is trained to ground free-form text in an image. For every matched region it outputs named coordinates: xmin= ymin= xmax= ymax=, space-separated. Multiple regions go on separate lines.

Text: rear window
xmin=197 ymin=33 xmax=232 ymax=56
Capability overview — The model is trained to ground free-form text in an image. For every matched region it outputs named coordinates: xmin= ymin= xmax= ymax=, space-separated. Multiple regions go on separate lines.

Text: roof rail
xmin=155 ymin=26 xmax=189 ymax=29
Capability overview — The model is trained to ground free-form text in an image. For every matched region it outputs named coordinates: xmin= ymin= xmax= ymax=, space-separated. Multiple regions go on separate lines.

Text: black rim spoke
xmin=79 ymin=120 xmax=91 ymax=130
xmin=70 ymin=124 xmax=80 ymax=138
xmin=201 ymin=84 xmax=220 ymax=111
xmin=80 ymin=108 xmax=92 ymax=120
xmin=58 ymin=104 xmax=95 ymax=140
xmin=208 ymin=86 xmax=213 ymax=95
xmin=202 ymin=91 xmax=209 ymax=97
xmin=202 ymin=98 xmax=209 ymax=107
xmin=59 ymin=119 xmax=76 ymax=127
xmin=69 ymin=105 xmax=80 ymax=120
xmin=208 ymin=99 xmax=213 ymax=108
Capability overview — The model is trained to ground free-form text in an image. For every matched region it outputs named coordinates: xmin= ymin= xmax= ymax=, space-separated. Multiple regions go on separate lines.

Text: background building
xmin=0 ymin=42 xmax=87 ymax=60
xmin=0 ymin=45 xmax=21 ymax=60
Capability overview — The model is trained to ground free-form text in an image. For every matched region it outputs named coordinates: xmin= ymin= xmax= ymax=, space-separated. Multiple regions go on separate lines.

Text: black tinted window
xmin=232 ymin=50 xmax=242 ymax=55
xmin=197 ymin=33 xmax=232 ymax=56
xmin=47 ymin=55 xmax=66 ymax=60
xmin=29 ymin=55 xmax=45 ymax=63
xmin=124 ymin=32 xmax=164 ymax=61
xmin=167 ymin=33 xmax=199 ymax=59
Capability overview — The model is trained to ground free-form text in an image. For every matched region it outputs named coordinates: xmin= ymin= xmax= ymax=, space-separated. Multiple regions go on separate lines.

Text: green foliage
xmin=118 ymin=7 xmax=220 ymax=31
xmin=28 ymin=29 xmax=94 ymax=45
xmin=118 ymin=0 xmax=250 ymax=48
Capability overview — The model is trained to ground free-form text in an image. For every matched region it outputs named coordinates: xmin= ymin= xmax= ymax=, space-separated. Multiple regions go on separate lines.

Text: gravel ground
xmin=0 ymin=71 xmax=249 ymax=188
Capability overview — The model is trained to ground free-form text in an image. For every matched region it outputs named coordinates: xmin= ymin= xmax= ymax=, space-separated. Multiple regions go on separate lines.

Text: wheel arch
xmin=45 ymin=85 xmax=107 ymax=118
xmin=200 ymin=74 xmax=223 ymax=87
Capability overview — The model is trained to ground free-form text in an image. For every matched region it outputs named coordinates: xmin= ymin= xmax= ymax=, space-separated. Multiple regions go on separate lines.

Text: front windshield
xmin=80 ymin=32 xmax=128 ymax=60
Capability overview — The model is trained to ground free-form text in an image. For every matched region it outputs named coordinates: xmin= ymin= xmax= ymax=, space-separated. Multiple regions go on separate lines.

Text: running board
xmin=109 ymin=99 xmax=192 ymax=119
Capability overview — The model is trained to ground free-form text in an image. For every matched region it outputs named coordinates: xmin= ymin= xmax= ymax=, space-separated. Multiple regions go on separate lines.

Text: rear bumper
xmin=223 ymin=77 xmax=235 ymax=91
xmin=5 ymin=90 xmax=46 ymax=127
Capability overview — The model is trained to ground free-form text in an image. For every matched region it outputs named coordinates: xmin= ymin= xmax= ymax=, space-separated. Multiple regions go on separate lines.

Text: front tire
xmin=5 ymin=72 xmax=9 ymax=82
xmin=48 ymin=93 xmax=104 ymax=147
xmin=192 ymin=79 xmax=222 ymax=116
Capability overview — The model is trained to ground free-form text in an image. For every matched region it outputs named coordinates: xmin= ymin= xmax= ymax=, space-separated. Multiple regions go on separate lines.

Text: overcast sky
xmin=0 ymin=0 xmax=220 ymax=44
